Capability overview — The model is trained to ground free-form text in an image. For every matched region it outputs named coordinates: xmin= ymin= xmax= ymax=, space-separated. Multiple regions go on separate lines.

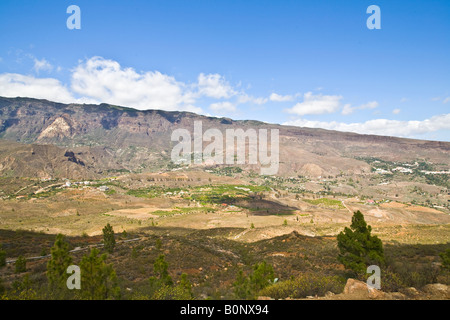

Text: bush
xmin=152 ymin=285 xmax=194 ymax=300
xmin=259 ymin=273 xmax=345 ymax=299
xmin=382 ymin=262 xmax=440 ymax=291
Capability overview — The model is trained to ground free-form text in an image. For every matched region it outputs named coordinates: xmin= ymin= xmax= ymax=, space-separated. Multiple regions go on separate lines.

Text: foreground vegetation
xmin=0 ymin=212 xmax=448 ymax=300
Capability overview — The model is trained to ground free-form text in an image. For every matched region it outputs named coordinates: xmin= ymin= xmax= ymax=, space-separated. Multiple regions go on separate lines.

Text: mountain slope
xmin=0 ymin=96 xmax=449 ymax=178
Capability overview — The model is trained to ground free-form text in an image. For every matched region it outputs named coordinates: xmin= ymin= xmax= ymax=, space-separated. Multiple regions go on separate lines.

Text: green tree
xmin=0 ymin=245 xmax=6 ymax=268
xmin=149 ymin=254 xmax=173 ymax=288
xmin=155 ymin=238 xmax=162 ymax=251
xmin=249 ymin=261 xmax=275 ymax=293
xmin=147 ymin=255 xmax=195 ymax=299
xmin=233 ymin=261 xmax=275 ymax=299
xmin=0 ymin=276 xmax=5 ymax=295
xmin=15 ymin=256 xmax=27 ymax=274
xmin=233 ymin=269 xmax=251 ymax=299
xmin=179 ymin=273 xmax=193 ymax=298
xmin=440 ymin=248 xmax=450 ymax=272
xmin=9 ymin=274 xmax=37 ymax=300
xmin=80 ymin=248 xmax=120 ymax=300
xmin=102 ymin=223 xmax=116 ymax=254
xmin=47 ymin=234 xmax=73 ymax=293
xmin=337 ymin=211 xmax=384 ymax=276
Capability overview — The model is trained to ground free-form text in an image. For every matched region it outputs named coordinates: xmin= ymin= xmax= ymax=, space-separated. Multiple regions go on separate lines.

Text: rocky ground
xmin=259 ymin=279 xmax=450 ymax=300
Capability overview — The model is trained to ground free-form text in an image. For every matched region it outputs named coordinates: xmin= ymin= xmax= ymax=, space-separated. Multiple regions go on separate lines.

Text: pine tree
xmin=179 ymin=273 xmax=193 ymax=298
xmin=249 ymin=261 xmax=275 ymax=293
xmin=337 ymin=210 xmax=384 ymax=276
xmin=149 ymin=254 xmax=173 ymax=287
xmin=15 ymin=256 xmax=27 ymax=273
xmin=233 ymin=261 xmax=275 ymax=299
xmin=0 ymin=245 xmax=6 ymax=268
xmin=233 ymin=269 xmax=251 ymax=299
xmin=102 ymin=223 xmax=116 ymax=254
xmin=47 ymin=234 xmax=73 ymax=293
xmin=0 ymin=276 xmax=4 ymax=295
xmin=440 ymin=248 xmax=450 ymax=272
xmin=80 ymin=248 xmax=120 ymax=300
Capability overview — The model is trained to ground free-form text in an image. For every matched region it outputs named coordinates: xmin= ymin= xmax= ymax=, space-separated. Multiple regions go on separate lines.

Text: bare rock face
xmin=299 ymin=163 xmax=324 ymax=177
xmin=38 ymin=115 xmax=74 ymax=140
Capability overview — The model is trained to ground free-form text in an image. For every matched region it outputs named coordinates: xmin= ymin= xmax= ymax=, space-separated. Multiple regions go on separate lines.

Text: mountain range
xmin=0 ymin=96 xmax=448 ymax=179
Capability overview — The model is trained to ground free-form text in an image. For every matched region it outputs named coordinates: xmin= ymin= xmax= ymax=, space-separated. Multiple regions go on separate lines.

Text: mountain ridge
xmin=0 ymin=96 xmax=448 ymax=178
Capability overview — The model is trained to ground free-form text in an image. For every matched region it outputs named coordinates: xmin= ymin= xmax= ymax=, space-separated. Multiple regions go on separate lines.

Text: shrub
xmin=259 ymin=273 xmax=345 ymax=299
xmin=383 ymin=262 xmax=440 ymax=291
xmin=152 ymin=285 xmax=194 ymax=300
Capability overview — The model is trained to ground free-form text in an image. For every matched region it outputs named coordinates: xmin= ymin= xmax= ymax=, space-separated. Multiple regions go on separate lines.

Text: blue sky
xmin=0 ymin=0 xmax=449 ymax=141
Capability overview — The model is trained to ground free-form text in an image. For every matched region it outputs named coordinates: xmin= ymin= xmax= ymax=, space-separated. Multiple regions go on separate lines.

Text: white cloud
xmin=400 ymin=97 xmax=408 ymax=103
xmin=392 ymin=108 xmax=401 ymax=114
xmin=197 ymin=73 xmax=236 ymax=99
xmin=32 ymin=58 xmax=53 ymax=73
xmin=341 ymin=101 xmax=378 ymax=115
xmin=432 ymin=96 xmax=450 ymax=104
xmin=341 ymin=104 xmax=354 ymax=115
xmin=209 ymin=101 xmax=236 ymax=113
xmin=237 ymin=94 xmax=268 ymax=105
xmin=360 ymin=101 xmax=379 ymax=110
xmin=71 ymin=57 xmax=199 ymax=112
xmin=0 ymin=73 xmax=78 ymax=103
xmin=269 ymin=93 xmax=295 ymax=102
xmin=283 ymin=114 xmax=450 ymax=138
xmin=285 ymin=92 xmax=342 ymax=116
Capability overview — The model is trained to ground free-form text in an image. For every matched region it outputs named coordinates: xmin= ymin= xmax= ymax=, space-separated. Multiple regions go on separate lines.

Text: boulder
xmin=422 ymin=284 xmax=450 ymax=299
xmin=343 ymin=278 xmax=385 ymax=299
xmin=257 ymin=296 xmax=274 ymax=300
xmin=385 ymin=292 xmax=407 ymax=300
xmin=399 ymin=287 xmax=420 ymax=297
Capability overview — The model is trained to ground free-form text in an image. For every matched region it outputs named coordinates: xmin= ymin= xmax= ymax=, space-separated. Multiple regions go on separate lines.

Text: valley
xmin=0 ymin=97 xmax=449 ymax=300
